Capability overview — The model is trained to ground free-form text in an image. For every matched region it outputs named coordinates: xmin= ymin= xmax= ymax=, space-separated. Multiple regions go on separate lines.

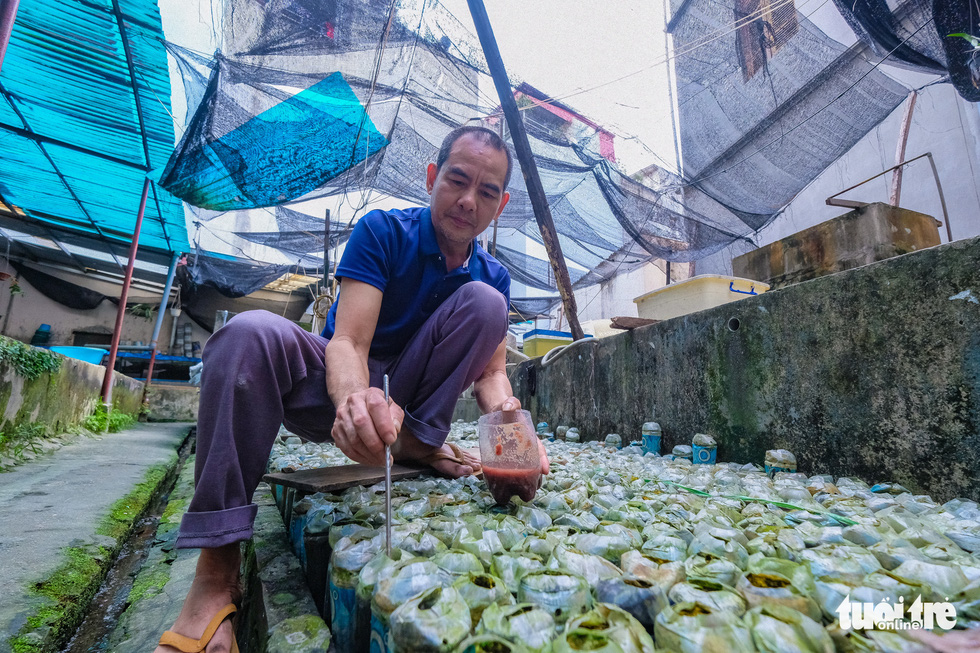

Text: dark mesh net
xmin=156 ymin=0 xmax=965 ymax=301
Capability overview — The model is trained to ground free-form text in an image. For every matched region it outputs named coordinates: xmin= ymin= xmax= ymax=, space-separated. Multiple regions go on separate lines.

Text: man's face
xmin=426 ymin=133 xmax=511 ymax=252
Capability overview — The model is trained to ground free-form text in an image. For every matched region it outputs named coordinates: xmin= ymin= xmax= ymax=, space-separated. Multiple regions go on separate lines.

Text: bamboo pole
xmin=466 ymin=0 xmax=584 ymax=340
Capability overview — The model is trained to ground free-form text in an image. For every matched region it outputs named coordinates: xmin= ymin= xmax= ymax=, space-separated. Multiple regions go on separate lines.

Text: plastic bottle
xmin=671 ymin=444 xmax=693 ymax=461
xmin=692 ymin=433 xmax=718 ymax=464
xmin=641 ymin=422 xmax=661 ymax=455
xmin=764 ymin=449 xmax=797 ymax=476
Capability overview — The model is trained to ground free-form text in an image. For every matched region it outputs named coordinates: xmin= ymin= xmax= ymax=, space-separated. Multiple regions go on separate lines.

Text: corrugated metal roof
xmin=0 ymin=0 xmax=187 ymax=273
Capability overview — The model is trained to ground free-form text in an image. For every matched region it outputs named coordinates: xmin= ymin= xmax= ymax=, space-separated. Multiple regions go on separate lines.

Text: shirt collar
xmin=421 ymin=207 xmax=478 ymax=271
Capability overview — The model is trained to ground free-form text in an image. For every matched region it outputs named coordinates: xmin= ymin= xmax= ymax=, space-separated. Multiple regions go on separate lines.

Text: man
xmin=155 ymin=125 xmax=549 ymax=653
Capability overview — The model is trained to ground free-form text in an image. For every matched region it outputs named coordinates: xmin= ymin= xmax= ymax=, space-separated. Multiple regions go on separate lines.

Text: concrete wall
xmin=0 ymin=340 xmax=144 ymax=438
xmin=510 ymin=237 xmax=980 ymax=503
xmin=0 ymin=269 xmax=210 ymax=356
xmin=144 ymin=385 xmax=200 ymax=422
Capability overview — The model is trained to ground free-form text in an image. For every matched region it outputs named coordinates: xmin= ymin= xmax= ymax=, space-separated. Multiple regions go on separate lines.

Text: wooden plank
xmin=610 ymin=316 xmax=661 ymax=331
xmin=262 ymin=462 xmax=429 ymax=494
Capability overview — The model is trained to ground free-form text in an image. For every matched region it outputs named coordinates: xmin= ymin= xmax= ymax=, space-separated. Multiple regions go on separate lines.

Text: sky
xmin=158 ymin=0 xmax=678 ymax=174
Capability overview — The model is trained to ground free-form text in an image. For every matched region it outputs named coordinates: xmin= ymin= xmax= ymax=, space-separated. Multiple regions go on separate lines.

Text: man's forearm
xmin=473 ymin=369 xmax=513 ymax=414
xmin=324 ymin=336 xmax=370 ymax=408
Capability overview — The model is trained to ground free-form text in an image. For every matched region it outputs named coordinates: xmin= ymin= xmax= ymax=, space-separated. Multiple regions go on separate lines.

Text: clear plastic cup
xmin=479 ymin=410 xmax=541 ymax=504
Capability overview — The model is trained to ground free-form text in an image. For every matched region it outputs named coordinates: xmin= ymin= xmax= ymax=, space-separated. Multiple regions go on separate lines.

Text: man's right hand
xmin=331 ymin=387 xmax=404 ymax=466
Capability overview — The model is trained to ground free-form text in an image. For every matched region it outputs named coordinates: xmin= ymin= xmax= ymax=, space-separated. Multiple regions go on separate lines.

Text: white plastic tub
xmin=633 ymin=275 xmax=769 ymax=321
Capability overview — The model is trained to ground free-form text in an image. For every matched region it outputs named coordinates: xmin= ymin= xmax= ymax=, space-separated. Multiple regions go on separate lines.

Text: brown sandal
xmin=158 ymin=603 xmax=239 ymax=653
xmin=418 ymin=443 xmax=482 ymax=476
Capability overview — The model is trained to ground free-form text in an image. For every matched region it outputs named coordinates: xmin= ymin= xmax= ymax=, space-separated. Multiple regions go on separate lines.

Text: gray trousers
xmin=177 ymin=281 xmax=507 ymax=548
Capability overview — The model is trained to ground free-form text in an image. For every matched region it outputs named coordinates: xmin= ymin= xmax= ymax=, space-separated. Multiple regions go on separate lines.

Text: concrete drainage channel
xmin=52 ymin=431 xmax=196 ymax=653
xmin=61 ymin=434 xmax=193 ymax=653
xmin=102 ymin=454 xmax=330 ymax=652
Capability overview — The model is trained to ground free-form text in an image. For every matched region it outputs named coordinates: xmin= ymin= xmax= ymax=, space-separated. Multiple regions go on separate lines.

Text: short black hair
xmin=437 ymin=125 xmax=514 ymax=190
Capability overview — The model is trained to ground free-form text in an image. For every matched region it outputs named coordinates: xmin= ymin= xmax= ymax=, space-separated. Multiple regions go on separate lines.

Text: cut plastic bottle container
xmin=479 ymin=410 xmax=541 ymax=504
xmin=641 ymin=422 xmax=662 ymax=455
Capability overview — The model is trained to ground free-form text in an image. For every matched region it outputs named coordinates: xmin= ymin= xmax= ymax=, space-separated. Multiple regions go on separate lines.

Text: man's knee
xmin=203 ymin=310 xmax=289 ymax=359
xmin=455 ymin=282 xmax=508 ymax=320
xmin=446 ymin=282 xmax=508 ymax=345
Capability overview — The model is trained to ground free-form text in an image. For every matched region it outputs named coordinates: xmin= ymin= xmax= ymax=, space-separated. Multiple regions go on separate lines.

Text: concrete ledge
xmin=240 ymin=484 xmax=331 ymax=653
xmin=512 ymin=236 xmax=980 ymax=503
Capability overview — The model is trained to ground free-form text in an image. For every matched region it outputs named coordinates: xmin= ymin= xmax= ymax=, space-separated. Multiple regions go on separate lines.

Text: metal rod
xmin=100 ymin=178 xmax=150 ymax=407
xmin=144 ymin=251 xmax=180 ymax=385
xmin=0 ymin=0 xmax=21 ymax=75
xmin=925 ymin=153 xmax=953 ymax=243
xmin=383 ymin=373 xmax=392 ymax=556
xmin=466 ymin=0 xmax=585 ymax=341
xmin=825 ymin=151 xmax=951 ymax=241
xmin=323 ymin=209 xmax=331 ymax=289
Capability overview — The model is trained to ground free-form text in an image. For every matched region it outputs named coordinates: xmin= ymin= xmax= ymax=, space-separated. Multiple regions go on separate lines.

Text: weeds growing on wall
xmin=0 ymin=422 xmax=47 ymax=459
xmin=0 ymin=338 xmax=61 ymax=380
xmin=82 ymin=405 xmax=136 ymax=433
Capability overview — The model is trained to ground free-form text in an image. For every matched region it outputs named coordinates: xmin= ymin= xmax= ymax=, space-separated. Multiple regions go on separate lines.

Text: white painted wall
xmin=694 ymin=7 xmax=980 ymax=275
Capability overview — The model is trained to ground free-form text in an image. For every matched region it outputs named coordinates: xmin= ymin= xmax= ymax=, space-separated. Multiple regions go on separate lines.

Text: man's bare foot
xmin=154 ymin=544 xmax=242 ymax=653
xmin=391 ymin=429 xmax=480 ymax=478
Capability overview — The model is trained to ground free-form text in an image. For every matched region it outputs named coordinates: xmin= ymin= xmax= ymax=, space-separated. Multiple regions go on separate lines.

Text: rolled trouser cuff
xmin=403 ymin=408 xmax=447 ymax=448
xmin=176 ymin=503 xmax=258 ymax=549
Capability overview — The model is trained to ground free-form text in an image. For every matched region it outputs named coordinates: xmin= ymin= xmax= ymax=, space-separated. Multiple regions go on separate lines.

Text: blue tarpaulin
xmin=0 ymin=0 xmax=187 ymax=259
xmin=160 ymin=68 xmax=389 ymax=211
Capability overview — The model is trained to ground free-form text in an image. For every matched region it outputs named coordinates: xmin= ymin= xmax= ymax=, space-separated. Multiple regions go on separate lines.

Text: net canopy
xmin=0 ymin=0 xmax=970 ymax=318
xmin=151 ymin=0 xmax=802 ymax=306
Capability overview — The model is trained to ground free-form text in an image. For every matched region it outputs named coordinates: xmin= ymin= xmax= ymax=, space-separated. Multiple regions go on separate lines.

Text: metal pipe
xmin=825 ymin=151 xmax=951 ymax=242
xmin=0 ymin=0 xmax=21 ymax=75
xmin=100 ymin=178 xmax=150 ymax=407
xmin=144 ymin=250 xmax=180 ymax=385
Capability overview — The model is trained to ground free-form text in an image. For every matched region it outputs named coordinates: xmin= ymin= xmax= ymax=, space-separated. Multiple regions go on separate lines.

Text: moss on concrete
xmin=98 ymin=459 xmax=174 ymax=541
xmin=127 ymin=567 xmax=172 ymax=605
xmin=7 ymin=545 xmax=110 ymax=653
xmin=6 ymin=456 xmax=179 ymax=653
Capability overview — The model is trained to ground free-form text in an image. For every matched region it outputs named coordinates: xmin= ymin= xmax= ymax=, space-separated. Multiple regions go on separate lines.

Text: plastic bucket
xmin=49 ymin=346 xmax=107 ymax=365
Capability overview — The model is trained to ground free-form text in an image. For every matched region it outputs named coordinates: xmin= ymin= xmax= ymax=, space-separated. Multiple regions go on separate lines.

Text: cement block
xmin=733 ymin=202 xmax=941 ymax=288
xmin=145 ymin=384 xmax=200 ymax=422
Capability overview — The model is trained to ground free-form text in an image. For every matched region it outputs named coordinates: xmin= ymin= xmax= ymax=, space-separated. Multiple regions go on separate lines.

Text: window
xmin=735 ymin=0 xmax=798 ymax=81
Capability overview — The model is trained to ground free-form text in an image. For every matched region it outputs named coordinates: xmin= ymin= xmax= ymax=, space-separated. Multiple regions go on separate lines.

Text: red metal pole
xmin=100 ymin=178 xmax=150 ymax=405
xmin=0 ymin=0 xmax=21 ymax=76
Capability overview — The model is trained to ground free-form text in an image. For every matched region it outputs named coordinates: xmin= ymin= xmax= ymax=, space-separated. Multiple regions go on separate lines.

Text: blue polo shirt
xmin=322 ymin=206 xmax=511 ymax=358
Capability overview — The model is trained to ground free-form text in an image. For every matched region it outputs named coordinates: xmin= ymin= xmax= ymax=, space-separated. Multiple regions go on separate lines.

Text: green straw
xmin=647 ymin=479 xmax=858 ymax=527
